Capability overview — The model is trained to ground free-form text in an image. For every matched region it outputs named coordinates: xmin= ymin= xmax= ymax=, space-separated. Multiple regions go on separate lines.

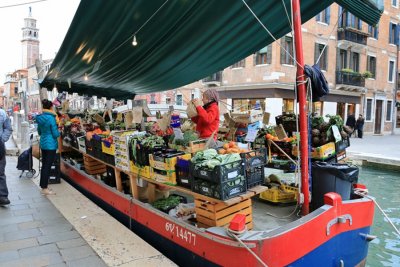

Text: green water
xmin=359 ymin=167 xmax=400 ymax=267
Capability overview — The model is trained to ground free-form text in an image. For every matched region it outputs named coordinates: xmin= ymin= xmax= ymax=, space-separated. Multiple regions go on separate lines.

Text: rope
xmin=354 ymin=188 xmax=400 ymax=236
xmin=226 ymin=227 xmax=268 ymax=267
xmin=241 ymin=0 xmax=304 ymax=71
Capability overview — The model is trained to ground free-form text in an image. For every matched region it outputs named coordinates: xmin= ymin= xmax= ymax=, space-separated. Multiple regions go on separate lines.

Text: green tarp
xmin=40 ymin=0 xmax=382 ymax=99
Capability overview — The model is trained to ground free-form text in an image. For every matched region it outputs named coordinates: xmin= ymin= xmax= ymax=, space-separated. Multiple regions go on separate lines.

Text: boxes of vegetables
xmin=189 ymin=149 xmax=247 ymax=200
xmin=240 ymin=148 xmax=267 ymax=189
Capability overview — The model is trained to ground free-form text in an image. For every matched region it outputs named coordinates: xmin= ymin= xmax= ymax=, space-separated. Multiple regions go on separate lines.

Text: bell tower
xmin=21 ymin=7 xmax=40 ymax=68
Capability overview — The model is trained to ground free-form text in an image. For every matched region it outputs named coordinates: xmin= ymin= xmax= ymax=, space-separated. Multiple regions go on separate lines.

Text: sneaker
xmin=41 ymin=188 xmax=56 ymax=196
xmin=0 ymin=196 xmax=10 ymax=206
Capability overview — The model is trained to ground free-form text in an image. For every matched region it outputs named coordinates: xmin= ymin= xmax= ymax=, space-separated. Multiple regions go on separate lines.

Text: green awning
xmin=40 ymin=0 xmax=382 ymax=100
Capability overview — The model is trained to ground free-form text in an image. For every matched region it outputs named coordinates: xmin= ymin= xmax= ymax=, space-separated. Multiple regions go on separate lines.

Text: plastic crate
xmin=259 ymin=184 xmax=298 ymax=204
xmin=240 ymin=149 xmax=266 ymax=188
xmin=176 ymin=159 xmax=191 ymax=189
xmin=190 ymin=159 xmax=244 ymax=183
xmin=149 ymin=153 xmax=191 ymax=171
xmin=269 ymin=141 xmax=293 ymax=157
xmin=101 ymin=140 xmax=115 ymax=155
xmin=130 ymin=162 xmax=151 ymax=179
xmin=191 ymin=175 xmax=247 ymax=200
xmin=150 ymin=168 xmax=177 ymax=185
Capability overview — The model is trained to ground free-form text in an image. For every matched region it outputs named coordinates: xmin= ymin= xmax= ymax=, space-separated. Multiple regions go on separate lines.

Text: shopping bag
xmin=186 ymin=101 xmax=198 ymax=118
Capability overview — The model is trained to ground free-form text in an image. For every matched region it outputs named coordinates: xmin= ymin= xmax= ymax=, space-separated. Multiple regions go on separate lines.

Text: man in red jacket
xmin=191 ymin=89 xmax=220 ymax=140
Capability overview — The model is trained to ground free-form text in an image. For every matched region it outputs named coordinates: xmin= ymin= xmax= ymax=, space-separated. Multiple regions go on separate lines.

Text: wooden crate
xmin=83 ymin=155 xmax=106 ymax=175
xmin=195 ymin=197 xmax=253 ymax=229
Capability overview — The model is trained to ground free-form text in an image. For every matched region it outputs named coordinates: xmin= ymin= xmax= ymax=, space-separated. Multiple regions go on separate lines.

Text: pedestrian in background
xmin=345 ymin=113 xmax=356 ymax=137
xmin=36 ymin=99 xmax=60 ymax=195
xmin=0 ymin=107 xmax=13 ymax=206
xmin=356 ymin=114 xmax=365 ymax=138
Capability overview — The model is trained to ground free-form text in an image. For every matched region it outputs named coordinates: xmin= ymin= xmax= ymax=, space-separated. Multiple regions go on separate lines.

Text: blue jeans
xmin=0 ymin=157 xmax=8 ymax=197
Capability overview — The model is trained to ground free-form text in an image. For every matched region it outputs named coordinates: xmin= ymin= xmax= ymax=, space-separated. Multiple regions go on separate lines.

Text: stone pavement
xmin=346 ymin=134 xmax=400 ymax=167
xmin=0 ymin=156 xmax=176 ymax=267
xmin=0 ymin=157 xmax=108 ymax=267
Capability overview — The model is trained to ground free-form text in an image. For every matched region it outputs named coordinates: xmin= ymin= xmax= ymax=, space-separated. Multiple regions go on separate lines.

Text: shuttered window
xmin=254 ymin=45 xmax=272 ymax=65
xmin=316 ymin=7 xmax=330 ymax=24
xmin=280 ymin=36 xmax=294 ymax=65
xmin=368 ymin=24 xmax=379 ymax=39
xmin=314 ymin=43 xmax=328 ymax=71
xmin=367 ymin=56 xmax=376 ymax=78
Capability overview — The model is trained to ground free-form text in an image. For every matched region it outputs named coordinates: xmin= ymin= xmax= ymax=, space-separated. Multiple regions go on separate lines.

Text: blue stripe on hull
xmin=288 ymin=227 xmax=370 ymax=266
xmin=62 ymin=174 xmax=219 ymax=267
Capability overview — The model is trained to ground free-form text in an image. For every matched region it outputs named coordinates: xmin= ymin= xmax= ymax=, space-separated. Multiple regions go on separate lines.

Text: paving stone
xmin=48 ymin=263 xmax=68 ymax=267
xmin=4 ymin=228 xmax=42 ymax=242
xmin=60 ymin=245 xmax=96 ymax=261
xmin=0 ymin=215 xmax=33 ymax=227
xmin=6 ymin=198 xmax=34 ymax=205
xmin=8 ymin=204 xmax=30 ymax=211
xmin=56 ymin=238 xmax=86 ymax=249
xmin=0 ymin=250 xmax=19 ymax=262
xmin=39 ymin=223 xmax=74 ymax=235
xmin=0 ymin=238 xmax=38 ymax=252
xmin=19 ymin=243 xmax=59 ymax=258
xmin=37 ymin=230 xmax=81 ymax=245
xmin=29 ymin=202 xmax=55 ymax=209
xmin=0 ymin=223 xmax=19 ymax=234
xmin=13 ymin=208 xmax=37 ymax=216
xmin=18 ymin=220 xmax=45 ymax=230
xmin=1 ymin=252 xmax=64 ymax=267
xmin=33 ymin=209 xmax=64 ymax=220
xmin=66 ymin=255 xmax=108 ymax=267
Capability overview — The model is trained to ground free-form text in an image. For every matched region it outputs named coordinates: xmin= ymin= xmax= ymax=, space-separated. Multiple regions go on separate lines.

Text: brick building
xmin=144 ymin=1 xmax=399 ymax=135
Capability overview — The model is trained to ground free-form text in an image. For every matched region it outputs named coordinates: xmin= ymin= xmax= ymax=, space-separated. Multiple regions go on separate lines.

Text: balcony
xmin=336 ymin=71 xmax=365 ymax=87
xmin=337 ymin=28 xmax=369 ymax=45
xmin=202 ymin=71 xmax=222 ymax=86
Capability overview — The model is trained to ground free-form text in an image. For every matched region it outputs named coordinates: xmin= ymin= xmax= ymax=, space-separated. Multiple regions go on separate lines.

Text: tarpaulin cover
xmin=40 ymin=0 xmax=382 ymax=99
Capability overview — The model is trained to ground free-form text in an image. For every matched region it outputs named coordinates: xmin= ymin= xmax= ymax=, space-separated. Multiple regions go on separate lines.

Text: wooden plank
xmin=147 ymin=183 xmax=156 ymax=203
xmin=194 ymin=199 xmax=251 ymax=221
xmin=129 ymin=174 xmax=138 ymax=199
xmin=114 ymin=169 xmax=123 ymax=192
xmin=214 ymin=200 xmax=251 ymax=220
xmin=197 ymin=211 xmax=252 ymax=227
xmin=214 ymin=208 xmax=252 ymax=227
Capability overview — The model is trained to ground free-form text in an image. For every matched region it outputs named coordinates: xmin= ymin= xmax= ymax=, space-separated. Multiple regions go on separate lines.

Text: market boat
xmin=40 ymin=1 xmax=383 ymax=266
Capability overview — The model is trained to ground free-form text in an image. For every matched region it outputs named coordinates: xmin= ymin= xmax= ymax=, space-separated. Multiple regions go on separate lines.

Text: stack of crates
xmin=149 ymin=153 xmax=191 ymax=185
xmin=240 ymin=148 xmax=266 ymax=189
xmin=190 ymin=159 xmax=247 ymax=200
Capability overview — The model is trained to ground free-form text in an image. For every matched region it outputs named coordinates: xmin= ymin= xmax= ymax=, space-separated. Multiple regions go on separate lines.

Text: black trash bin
xmin=311 ymin=162 xmax=359 ymax=211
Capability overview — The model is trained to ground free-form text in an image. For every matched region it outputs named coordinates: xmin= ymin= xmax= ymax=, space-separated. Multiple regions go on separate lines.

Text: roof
xmin=40 ymin=0 xmax=383 ymax=100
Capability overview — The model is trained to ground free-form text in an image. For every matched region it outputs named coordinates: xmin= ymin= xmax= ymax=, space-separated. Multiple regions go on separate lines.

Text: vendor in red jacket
xmin=191 ymin=89 xmax=220 ymax=139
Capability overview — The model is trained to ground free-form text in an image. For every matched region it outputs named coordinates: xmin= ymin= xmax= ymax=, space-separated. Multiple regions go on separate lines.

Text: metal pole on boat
xmin=292 ymin=0 xmax=310 ymax=215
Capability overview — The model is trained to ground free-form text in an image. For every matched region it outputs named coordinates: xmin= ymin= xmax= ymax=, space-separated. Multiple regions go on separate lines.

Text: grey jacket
xmin=0 ymin=109 xmax=13 ymax=143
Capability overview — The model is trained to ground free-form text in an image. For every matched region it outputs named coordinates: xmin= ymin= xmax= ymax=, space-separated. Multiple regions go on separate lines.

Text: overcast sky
xmin=0 ymin=0 xmax=80 ymax=84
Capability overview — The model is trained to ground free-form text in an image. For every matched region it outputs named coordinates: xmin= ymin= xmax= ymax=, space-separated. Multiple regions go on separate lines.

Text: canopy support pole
xmin=292 ymin=0 xmax=309 ymax=215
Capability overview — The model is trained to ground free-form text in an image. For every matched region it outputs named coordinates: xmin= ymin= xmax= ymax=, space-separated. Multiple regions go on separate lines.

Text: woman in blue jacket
xmin=36 ymin=99 xmax=60 ymax=195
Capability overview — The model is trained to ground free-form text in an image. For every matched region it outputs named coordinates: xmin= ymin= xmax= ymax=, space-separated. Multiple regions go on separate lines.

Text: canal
xmin=359 ymin=167 xmax=400 ymax=267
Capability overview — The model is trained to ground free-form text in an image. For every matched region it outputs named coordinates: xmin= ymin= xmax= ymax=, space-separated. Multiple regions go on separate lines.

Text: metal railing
xmin=202 ymin=71 xmax=222 ymax=84
xmin=337 ymin=28 xmax=368 ymax=45
xmin=336 ymin=71 xmax=365 ymax=87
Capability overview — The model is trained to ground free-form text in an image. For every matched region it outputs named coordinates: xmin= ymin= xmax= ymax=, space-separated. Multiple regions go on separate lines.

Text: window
xmin=254 ymin=45 xmax=272 ymax=65
xmin=389 ymin=60 xmax=395 ymax=82
xmin=176 ymin=95 xmax=183 ymax=105
xmin=368 ymin=24 xmax=379 ymax=39
xmin=367 ymin=56 xmax=376 ymax=78
xmin=350 ymin=52 xmax=360 ymax=72
xmin=386 ymin=100 xmax=393 ymax=121
xmin=316 ymin=7 xmax=330 ymax=24
xmin=280 ymin=36 xmax=294 ymax=65
xmin=14 ymin=87 xmax=18 ymax=95
xmin=233 ymin=99 xmax=265 ymax=112
xmin=392 ymin=0 xmax=398 ymax=7
xmin=338 ymin=49 xmax=347 ymax=70
xmin=366 ymin=99 xmax=373 ymax=121
xmin=166 ymin=97 xmax=171 ymax=104
xmin=314 ymin=43 xmax=328 ymax=71
xmin=231 ymin=59 xmax=245 ymax=68
xmin=150 ymin=94 xmax=156 ymax=104
xmin=389 ymin=23 xmax=398 ymax=45
xmin=339 ymin=10 xmax=362 ymax=30
xmin=191 ymin=93 xmax=195 ymax=100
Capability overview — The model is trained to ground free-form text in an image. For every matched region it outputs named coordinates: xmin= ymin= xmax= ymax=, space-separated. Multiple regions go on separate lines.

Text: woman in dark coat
xmin=36 ymin=99 xmax=60 ymax=195
xmin=355 ymin=114 xmax=365 ymax=138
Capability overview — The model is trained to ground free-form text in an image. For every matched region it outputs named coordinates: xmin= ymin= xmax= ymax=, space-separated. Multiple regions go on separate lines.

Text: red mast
xmin=292 ymin=0 xmax=310 ymax=215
